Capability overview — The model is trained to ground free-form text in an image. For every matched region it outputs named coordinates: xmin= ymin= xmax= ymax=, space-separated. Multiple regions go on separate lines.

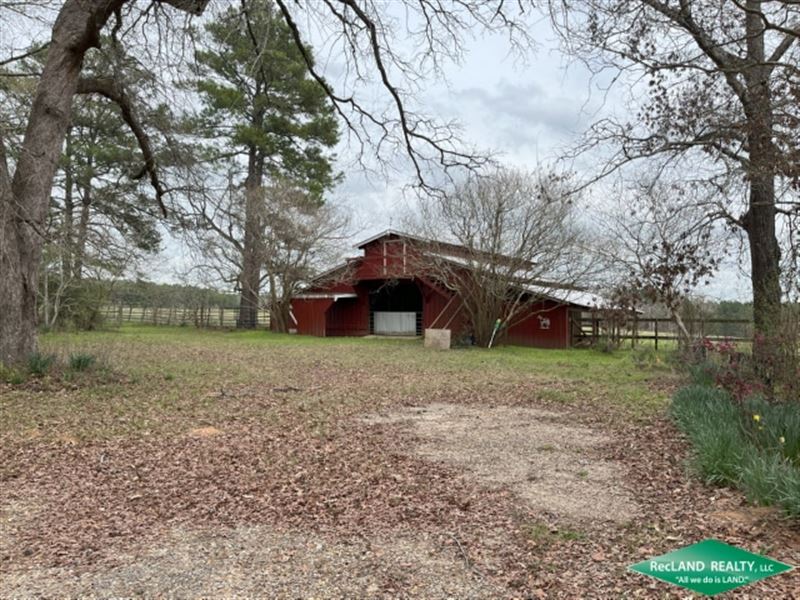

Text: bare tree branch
xmin=76 ymin=75 xmax=167 ymax=216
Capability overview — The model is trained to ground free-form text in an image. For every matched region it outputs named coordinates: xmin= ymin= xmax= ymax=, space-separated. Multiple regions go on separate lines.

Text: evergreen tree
xmin=191 ymin=0 xmax=339 ymax=328
xmin=3 ymin=45 xmax=167 ymax=328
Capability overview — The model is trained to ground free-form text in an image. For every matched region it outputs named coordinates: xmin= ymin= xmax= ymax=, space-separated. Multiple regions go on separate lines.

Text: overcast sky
xmin=150 ymin=9 xmax=751 ymax=301
xmin=1 ymin=3 xmax=750 ymax=301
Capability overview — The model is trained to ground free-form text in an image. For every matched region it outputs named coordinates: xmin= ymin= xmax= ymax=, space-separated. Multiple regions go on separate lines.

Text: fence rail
xmin=573 ymin=316 xmax=753 ymax=349
xmin=101 ymin=305 xmax=271 ymax=329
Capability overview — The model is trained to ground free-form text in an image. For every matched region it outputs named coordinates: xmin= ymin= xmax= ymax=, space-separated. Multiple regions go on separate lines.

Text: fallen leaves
xmin=1 ymin=333 xmax=798 ymax=598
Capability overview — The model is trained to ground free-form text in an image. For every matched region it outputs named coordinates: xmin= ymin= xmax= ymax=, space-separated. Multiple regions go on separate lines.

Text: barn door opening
xmin=369 ymin=279 xmax=423 ymax=336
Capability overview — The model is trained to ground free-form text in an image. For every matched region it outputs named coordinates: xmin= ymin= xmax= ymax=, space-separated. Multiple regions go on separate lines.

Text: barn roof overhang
xmin=293 ymin=292 xmax=358 ymax=301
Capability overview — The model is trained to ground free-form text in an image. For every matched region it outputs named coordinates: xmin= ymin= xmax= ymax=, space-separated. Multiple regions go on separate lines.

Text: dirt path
xmin=3 ymin=396 xmax=799 ymax=598
xmin=365 ymin=403 xmax=640 ymax=524
xmin=3 ymin=528 xmax=500 ymax=598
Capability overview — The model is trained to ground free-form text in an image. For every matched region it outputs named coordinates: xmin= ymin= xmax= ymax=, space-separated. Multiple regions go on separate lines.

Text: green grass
xmin=0 ymin=325 xmax=677 ymax=443
xmin=524 ymin=522 xmax=586 ymax=545
xmin=671 ymin=384 xmax=800 ymax=517
xmin=68 ymin=353 xmax=96 ymax=372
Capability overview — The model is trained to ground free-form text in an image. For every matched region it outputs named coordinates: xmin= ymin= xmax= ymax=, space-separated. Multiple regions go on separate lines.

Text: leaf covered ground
xmin=1 ymin=326 xmax=798 ymax=598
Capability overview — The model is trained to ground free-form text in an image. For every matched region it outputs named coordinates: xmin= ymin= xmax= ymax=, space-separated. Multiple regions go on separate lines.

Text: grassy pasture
xmin=6 ymin=325 xmax=797 ymax=597
xmin=1 ymin=325 xmax=676 ymax=443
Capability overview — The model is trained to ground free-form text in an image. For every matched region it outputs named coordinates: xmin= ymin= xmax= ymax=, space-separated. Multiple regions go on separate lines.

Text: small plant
xmin=524 ymin=522 xmax=585 ymax=546
xmin=27 ymin=352 xmax=56 ymax=377
xmin=738 ymin=452 xmax=785 ymax=507
xmin=68 ymin=353 xmax=96 ymax=372
xmin=631 ymin=346 xmax=660 ymax=369
xmin=0 ymin=363 xmax=26 ymax=385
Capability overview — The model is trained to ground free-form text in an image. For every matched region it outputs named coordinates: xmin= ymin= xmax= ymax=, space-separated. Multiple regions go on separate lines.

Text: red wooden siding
xmin=326 ymin=289 xmax=369 ymax=336
xmin=290 ymin=231 xmax=589 ymax=349
xmin=292 ymin=298 xmax=333 ymax=336
xmin=505 ymin=301 xmax=570 ymax=349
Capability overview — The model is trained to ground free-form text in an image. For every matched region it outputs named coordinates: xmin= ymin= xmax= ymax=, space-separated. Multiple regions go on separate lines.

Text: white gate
xmin=374 ymin=311 xmax=417 ymax=335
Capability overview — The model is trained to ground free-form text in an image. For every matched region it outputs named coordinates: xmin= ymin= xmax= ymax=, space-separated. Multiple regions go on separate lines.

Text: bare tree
xmin=261 ymin=182 xmax=351 ymax=332
xmin=1 ymin=0 xmax=530 ymax=365
xmin=185 ymin=178 xmax=349 ymax=331
xmin=547 ymin=0 xmax=800 ymax=354
xmin=600 ymin=181 xmax=725 ymax=346
xmin=411 ymin=167 xmax=596 ymax=347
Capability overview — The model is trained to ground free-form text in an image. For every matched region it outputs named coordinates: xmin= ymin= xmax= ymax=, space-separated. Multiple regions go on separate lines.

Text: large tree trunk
xmin=744 ymin=179 xmax=782 ymax=337
xmin=0 ymin=210 xmax=39 ymax=365
xmin=0 ymin=0 xmax=122 ymax=365
xmin=742 ymin=5 xmax=783 ymax=374
xmin=237 ymin=150 xmax=264 ymax=329
xmin=238 ymin=241 xmax=261 ymax=329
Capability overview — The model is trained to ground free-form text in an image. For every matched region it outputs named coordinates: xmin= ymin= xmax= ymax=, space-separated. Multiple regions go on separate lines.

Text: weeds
xmin=68 ymin=353 xmax=96 ymax=372
xmin=0 ymin=363 xmax=26 ymax=384
xmin=27 ymin=352 xmax=56 ymax=377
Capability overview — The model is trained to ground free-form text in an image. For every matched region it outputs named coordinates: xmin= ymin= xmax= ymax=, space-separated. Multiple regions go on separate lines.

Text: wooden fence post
xmin=654 ymin=319 xmax=659 ymax=351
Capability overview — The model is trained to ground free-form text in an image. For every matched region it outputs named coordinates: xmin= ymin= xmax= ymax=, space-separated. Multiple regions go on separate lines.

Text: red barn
xmin=289 ymin=230 xmax=598 ymax=348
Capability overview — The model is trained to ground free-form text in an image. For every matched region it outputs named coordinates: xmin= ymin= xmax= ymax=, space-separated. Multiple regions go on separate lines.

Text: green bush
xmin=67 ymin=282 xmax=107 ymax=330
xmin=68 ymin=353 xmax=96 ymax=372
xmin=27 ymin=352 xmax=56 ymax=377
xmin=671 ymin=383 xmax=800 ymax=518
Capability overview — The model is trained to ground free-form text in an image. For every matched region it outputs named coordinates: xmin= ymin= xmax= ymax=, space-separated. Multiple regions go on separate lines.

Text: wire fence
xmin=101 ymin=305 xmax=272 ymax=329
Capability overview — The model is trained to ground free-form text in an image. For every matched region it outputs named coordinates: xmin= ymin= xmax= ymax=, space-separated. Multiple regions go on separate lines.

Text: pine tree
xmin=192 ymin=0 xmax=339 ymax=328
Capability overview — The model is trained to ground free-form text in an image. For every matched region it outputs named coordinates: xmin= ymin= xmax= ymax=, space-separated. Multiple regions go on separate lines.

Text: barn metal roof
xmin=293 ymin=292 xmax=358 ymax=301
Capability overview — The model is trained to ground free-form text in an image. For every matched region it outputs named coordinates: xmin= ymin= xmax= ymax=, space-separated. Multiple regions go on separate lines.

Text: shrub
xmin=68 ymin=353 xmax=96 ymax=372
xmin=684 ymin=338 xmax=765 ymax=401
xmin=67 ymin=282 xmax=108 ymax=330
xmin=27 ymin=352 xmax=56 ymax=377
